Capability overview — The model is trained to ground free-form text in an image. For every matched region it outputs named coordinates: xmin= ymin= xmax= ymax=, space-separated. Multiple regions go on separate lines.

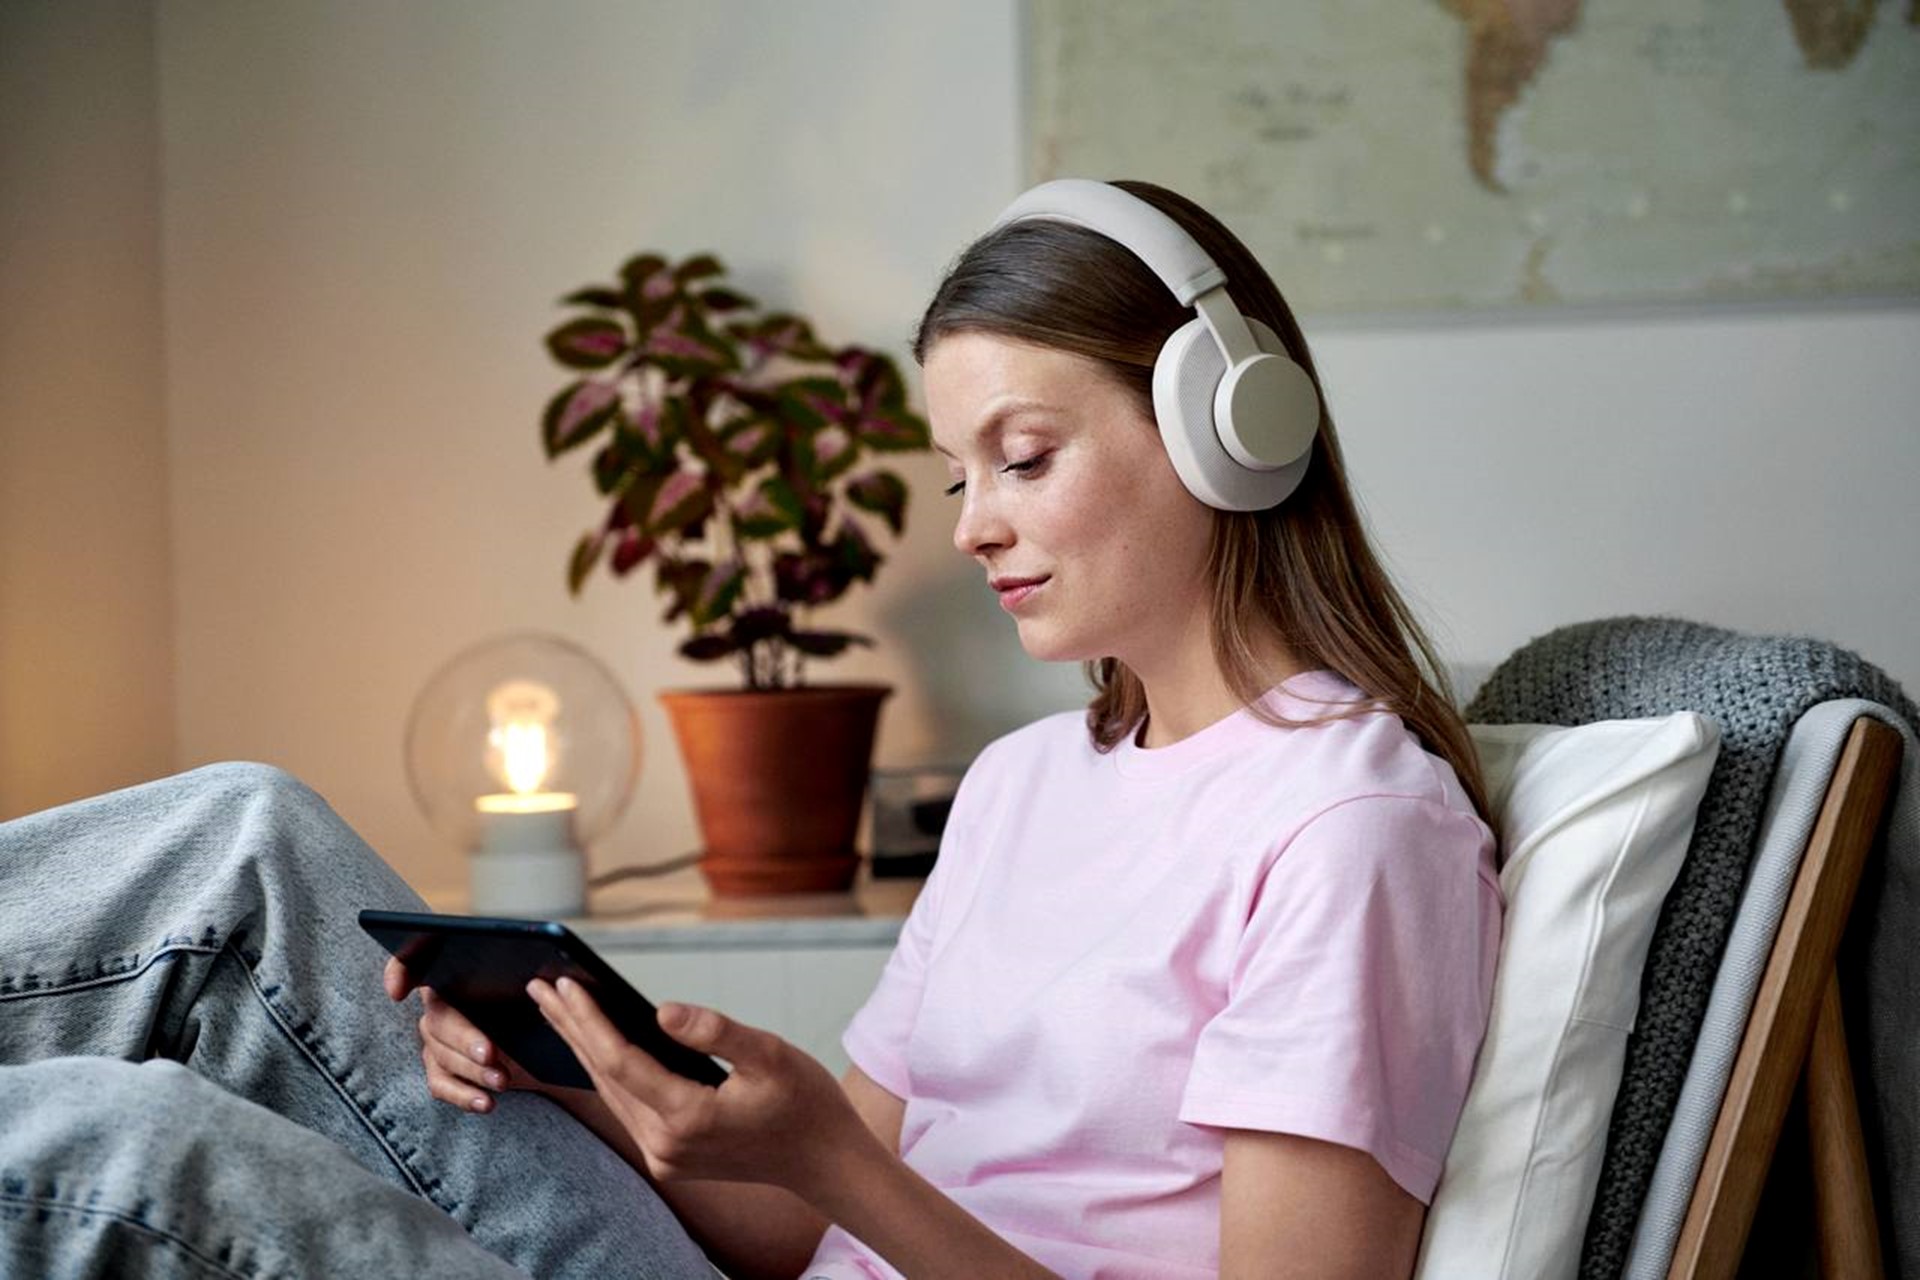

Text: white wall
xmin=14 ymin=0 xmax=1910 ymax=894
xmin=1310 ymin=302 xmax=1920 ymax=696
xmin=154 ymin=0 xmax=1033 ymax=894
xmin=0 ymin=0 xmax=175 ymax=818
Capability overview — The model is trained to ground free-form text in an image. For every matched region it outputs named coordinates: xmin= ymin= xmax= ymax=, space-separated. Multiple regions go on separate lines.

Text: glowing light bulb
xmin=495 ymin=720 xmax=551 ymax=795
xmin=476 ymin=680 xmax=577 ymax=816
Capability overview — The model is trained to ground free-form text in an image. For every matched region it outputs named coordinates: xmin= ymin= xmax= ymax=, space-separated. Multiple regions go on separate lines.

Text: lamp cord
xmin=587 ymin=853 xmax=703 ymax=887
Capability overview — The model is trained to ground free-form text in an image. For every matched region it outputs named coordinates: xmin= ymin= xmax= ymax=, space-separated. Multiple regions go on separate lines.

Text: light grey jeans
xmin=0 ymin=762 xmax=718 ymax=1279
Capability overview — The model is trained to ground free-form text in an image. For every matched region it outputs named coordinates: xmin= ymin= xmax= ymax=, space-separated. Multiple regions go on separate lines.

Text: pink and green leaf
xmin=855 ymin=407 xmax=930 ymax=452
xmin=542 ymin=379 xmax=621 ymax=456
xmin=731 ymin=485 xmax=791 ymax=540
xmin=545 ymin=317 xmax=630 ymax=370
xmin=845 ymin=469 xmax=908 ymax=535
xmin=610 ymin=529 xmax=655 ymax=576
xmin=647 ymin=467 xmax=713 ymax=532
xmin=689 ymin=557 xmax=746 ymax=626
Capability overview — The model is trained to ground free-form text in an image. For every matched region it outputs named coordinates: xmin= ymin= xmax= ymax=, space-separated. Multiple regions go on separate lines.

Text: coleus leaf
xmin=678 ymin=633 xmax=738 ymax=662
xmin=786 ymin=630 xmax=874 ymax=657
xmin=832 ymin=515 xmax=881 ymax=583
xmin=855 ymin=406 xmax=931 ymax=452
xmin=644 ymin=308 xmax=731 ymax=364
xmin=732 ymin=485 xmax=793 ymax=540
xmin=613 ymin=470 xmax=666 ymax=530
xmin=682 ymin=408 xmax=746 ymax=488
xmin=672 ymin=253 xmax=725 ymax=285
xmin=845 ymin=469 xmax=908 ymax=536
xmin=568 ymin=531 xmax=606 ymax=597
xmin=699 ymin=286 xmax=754 ymax=312
xmin=647 ymin=468 xmax=713 ymax=533
xmin=730 ymin=313 xmax=831 ymax=363
xmin=610 ymin=529 xmax=656 ymax=576
xmin=655 ymin=557 xmax=710 ymax=623
xmin=632 ymin=399 xmax=666 ymax=452
xmin=722 ymin=417 xmax=779 ymax=468
xmin=779 ymin=376 xmax=848 ymax=431
xmin=730 ymin=606 xmax=791 ymax=644
xmin=542 ymin=379 xmax=620 ymax=456
xmin=773 ymin=549 xmax=844 ymax=605
xmin=759 ymin=474 xmax=806 ymax=529
xmin=625 ymin=398 xmax=691 ymax=472
xmin=545 ymin=317 xmax=629 ymax=370
xmin=834 ymin=346 xmax=876 ymax=386
xmin=619 ymin=253 xmax=670 ymax=303
xmin=852 ymin=350 xmax=910 ymax=409
xmin=591 ymin=442 xmax=632 ymax=496
xmin=689 ymin=557 xmax=746 ymax=627
xmin=808 ymin=425 xmax=860 ymax=484
xmin=562 ymin=285 xmax=625 ymax=309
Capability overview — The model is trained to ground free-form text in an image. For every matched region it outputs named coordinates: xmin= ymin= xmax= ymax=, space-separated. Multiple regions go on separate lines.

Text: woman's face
xmin=923 ymin=332 xmax=1216 ymax=670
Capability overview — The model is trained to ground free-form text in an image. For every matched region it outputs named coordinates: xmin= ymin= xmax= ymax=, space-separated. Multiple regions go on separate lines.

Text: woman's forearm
xmin=801 ymin=1125 xmax=1059 ymax=1280
xmin=545 ymin=1085 xmax=829 ymax=1280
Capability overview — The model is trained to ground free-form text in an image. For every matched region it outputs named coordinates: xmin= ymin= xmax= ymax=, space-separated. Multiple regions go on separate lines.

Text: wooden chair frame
xmin=1668 ymin=715 xmax=1902 ymax=1279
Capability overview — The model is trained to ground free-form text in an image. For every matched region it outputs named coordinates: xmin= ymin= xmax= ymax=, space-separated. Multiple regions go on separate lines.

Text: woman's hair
xmin=910 ymin=179 xmax=1492 ymax=825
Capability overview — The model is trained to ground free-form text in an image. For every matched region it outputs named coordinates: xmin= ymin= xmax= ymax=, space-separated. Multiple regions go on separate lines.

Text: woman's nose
xmin=951 ymin=487 xmax=1010 ymax=559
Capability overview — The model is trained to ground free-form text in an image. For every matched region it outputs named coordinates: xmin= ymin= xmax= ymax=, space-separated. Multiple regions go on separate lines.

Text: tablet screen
xmin=360 ymin=909 xmax=729 ymax=1089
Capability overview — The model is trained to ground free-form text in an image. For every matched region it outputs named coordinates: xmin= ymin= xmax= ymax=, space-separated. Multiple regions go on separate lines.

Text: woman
xmin=0 ymin=179 xmax=1500 ymax=1280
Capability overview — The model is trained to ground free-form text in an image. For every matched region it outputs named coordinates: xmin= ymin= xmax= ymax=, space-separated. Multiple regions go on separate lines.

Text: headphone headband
xmin=988 ymin=179 xmax=1227 ymax=305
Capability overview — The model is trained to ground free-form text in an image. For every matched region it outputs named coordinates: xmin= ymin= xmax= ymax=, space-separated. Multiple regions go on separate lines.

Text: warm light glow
xmin=483 ymin=679 xmax=564 ymax=796
xmin=495 ymin=720 xmax=551 ymax=794
xmin=475 ymin=790 xmax=578 ymax=814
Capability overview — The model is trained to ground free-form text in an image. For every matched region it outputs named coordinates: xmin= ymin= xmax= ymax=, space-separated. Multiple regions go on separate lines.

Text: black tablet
xmin=359 ymin=908 xmax=729 ymax=1090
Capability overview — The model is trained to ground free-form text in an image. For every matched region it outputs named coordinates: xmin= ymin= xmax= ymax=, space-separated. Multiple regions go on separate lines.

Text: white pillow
xmin=1414 ymin=713 xmax=1721 ymax=1280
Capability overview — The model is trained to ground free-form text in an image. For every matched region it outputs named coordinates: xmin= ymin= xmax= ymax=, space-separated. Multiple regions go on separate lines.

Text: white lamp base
xmin=471 ymin=809 xmax=586 ymax=917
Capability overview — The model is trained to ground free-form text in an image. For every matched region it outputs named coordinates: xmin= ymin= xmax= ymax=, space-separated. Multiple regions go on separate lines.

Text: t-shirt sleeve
xmin=839 ymin=745 xmax=1000 ymax=1100
xmin=839 ymin=850 xmax=947 ymax=1099
xmin=1178 ymin=793 xmax=1500 ymax=1204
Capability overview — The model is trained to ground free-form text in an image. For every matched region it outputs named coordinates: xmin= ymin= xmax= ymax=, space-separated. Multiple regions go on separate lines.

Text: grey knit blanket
xmin=1466 ymin=616 xmax=1918 ymax=1280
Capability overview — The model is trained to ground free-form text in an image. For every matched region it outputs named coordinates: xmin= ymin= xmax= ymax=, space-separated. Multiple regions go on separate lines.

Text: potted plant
xmin=541 ymin=250 xmax=930 ymax=895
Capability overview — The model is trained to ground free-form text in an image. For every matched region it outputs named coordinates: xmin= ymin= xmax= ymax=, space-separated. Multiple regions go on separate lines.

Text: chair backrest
xmin=1664 ymin=712 xmax=1899 ymax=1280
xmin=1459 ymin=616 xmax=1917 ymax=1280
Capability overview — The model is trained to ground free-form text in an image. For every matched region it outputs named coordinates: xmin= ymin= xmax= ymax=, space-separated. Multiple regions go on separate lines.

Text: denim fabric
xmin=0 ymin=762 xmax=717 ymax=1279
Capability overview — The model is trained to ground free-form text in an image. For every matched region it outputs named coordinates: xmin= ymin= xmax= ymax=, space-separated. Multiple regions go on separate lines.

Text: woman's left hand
xmin=527 ymin=975 xmax=865 ymax=1193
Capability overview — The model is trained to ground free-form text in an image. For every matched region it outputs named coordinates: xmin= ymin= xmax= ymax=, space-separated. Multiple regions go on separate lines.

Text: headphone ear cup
xmin=1151 ymin=316 xmax=1317 ymax=512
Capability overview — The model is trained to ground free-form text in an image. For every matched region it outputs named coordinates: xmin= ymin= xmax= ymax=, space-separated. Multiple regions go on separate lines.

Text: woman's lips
xmin=997 ymin=578 xmax=1048 ymax=612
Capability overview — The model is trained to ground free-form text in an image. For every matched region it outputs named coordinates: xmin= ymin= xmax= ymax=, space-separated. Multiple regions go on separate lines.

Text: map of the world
xmin=1027 ymin=0 xmax=1920 ymax=314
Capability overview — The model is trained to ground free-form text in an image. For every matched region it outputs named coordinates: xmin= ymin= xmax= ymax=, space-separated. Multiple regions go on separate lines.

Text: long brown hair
xmin=911 ymin=179 xmax=1491 ymax=825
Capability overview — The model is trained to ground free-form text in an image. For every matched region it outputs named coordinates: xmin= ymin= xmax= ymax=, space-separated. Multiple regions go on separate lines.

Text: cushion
xmin=1413 ymin=712 xmax=1721 ymax=1280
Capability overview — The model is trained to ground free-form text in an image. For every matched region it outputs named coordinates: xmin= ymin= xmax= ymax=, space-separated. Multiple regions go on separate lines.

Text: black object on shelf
xmin=868 ymin=765 xmax=963 ymax=879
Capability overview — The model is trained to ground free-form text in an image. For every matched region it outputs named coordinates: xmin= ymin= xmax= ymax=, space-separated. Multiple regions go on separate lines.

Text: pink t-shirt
xmin=804 ymin=670 xmax=1503 ymax=1279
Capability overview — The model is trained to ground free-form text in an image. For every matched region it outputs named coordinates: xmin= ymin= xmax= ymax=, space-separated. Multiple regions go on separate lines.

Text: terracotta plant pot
xmin=658 ymin=683 xmax=892 ymax=896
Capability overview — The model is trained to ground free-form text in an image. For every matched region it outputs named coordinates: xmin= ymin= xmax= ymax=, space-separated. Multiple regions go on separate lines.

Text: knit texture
xmin=1465 ymin=615 xmax=1917 ymax=1280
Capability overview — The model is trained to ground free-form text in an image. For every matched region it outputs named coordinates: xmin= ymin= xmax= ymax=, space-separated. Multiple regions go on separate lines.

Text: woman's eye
xmin=943 ymin=453 xmax=1049 ymax=499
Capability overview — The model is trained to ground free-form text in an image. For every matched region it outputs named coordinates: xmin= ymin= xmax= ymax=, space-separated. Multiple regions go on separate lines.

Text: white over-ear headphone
xmin=988 ymin=179 xmax=1320 ymax=511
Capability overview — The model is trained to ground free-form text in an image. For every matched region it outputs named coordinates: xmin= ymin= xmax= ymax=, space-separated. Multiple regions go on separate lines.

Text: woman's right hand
xmin=383 ymin=955 xmax=539 ymax=1113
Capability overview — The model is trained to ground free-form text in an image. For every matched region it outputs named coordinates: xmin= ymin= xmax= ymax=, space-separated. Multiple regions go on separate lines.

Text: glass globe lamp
xmin=405 ymin=632 xmax=639 ymax=917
